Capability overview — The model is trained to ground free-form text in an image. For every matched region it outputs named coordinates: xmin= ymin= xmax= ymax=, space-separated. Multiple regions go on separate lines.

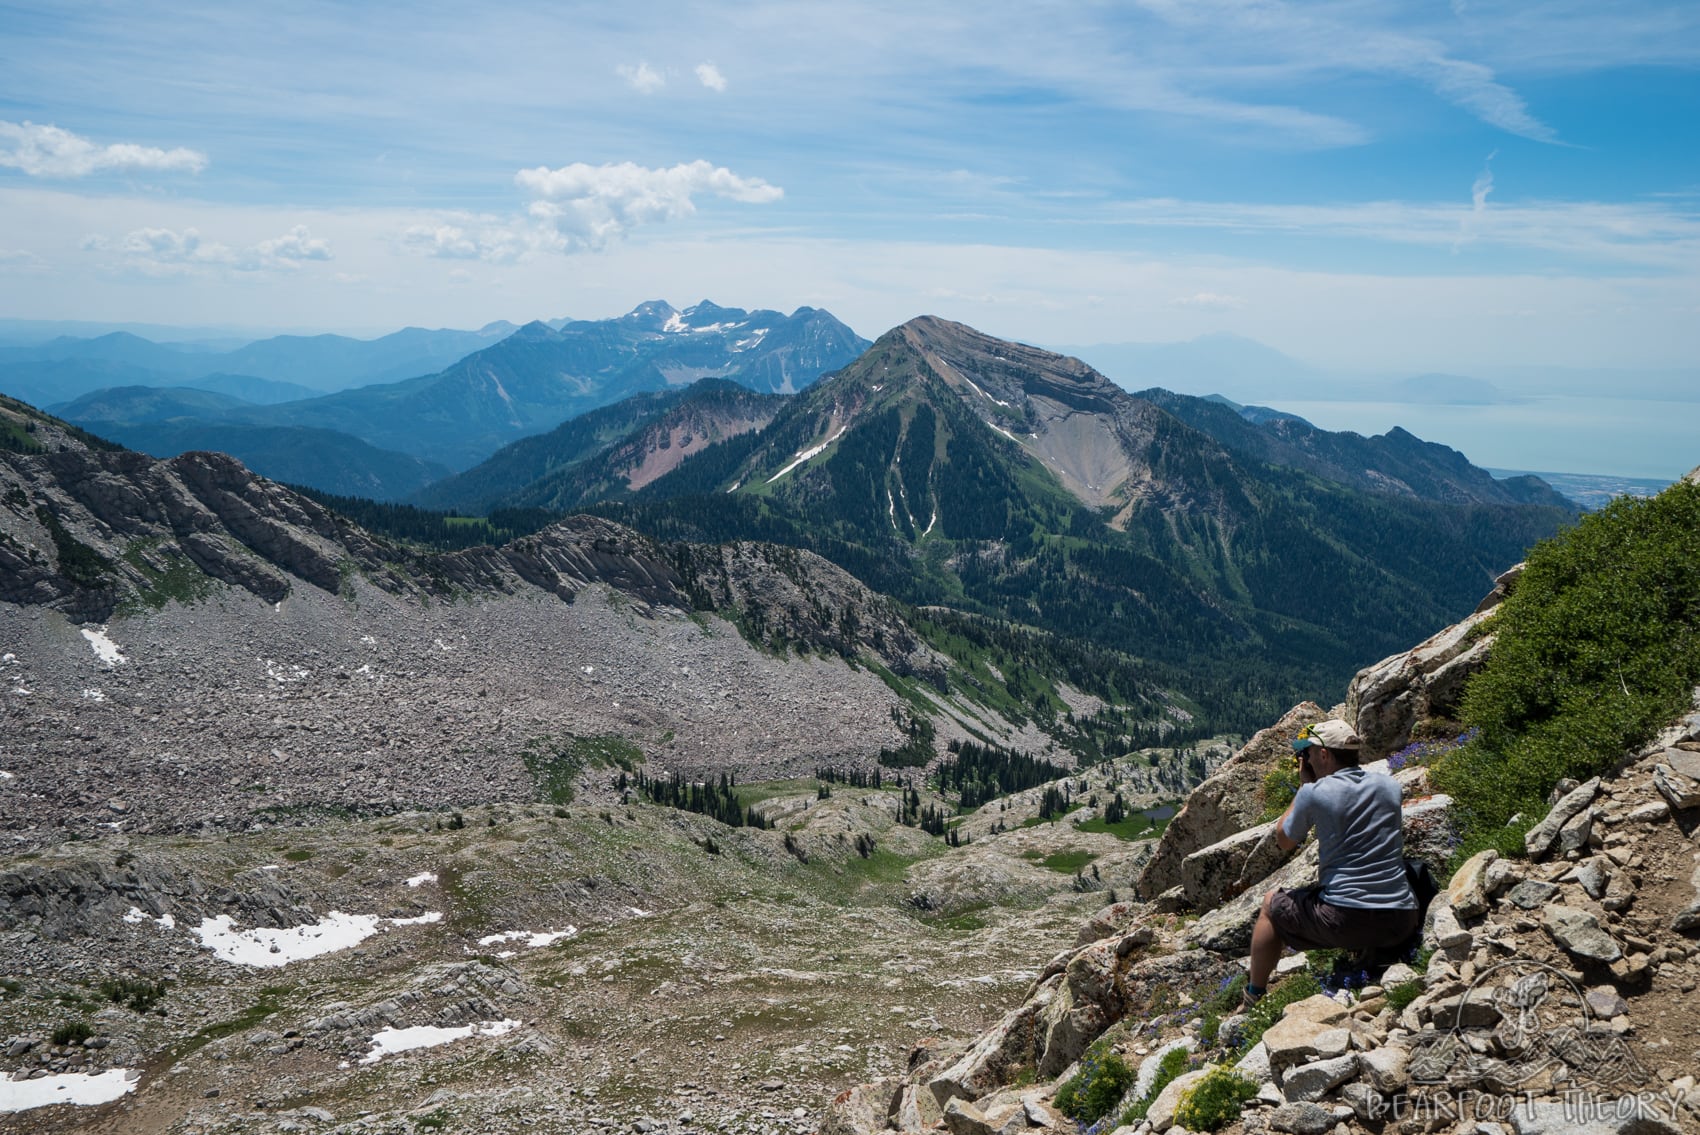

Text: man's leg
xmin=1249 ymin=890 xmax=1283 ymax=994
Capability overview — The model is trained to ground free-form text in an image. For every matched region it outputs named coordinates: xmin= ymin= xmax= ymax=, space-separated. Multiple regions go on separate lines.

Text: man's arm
xmin=1274 ymin=755 xmax=1319 ymax=852
xmin=1274 ymin=798 xmax=1302 ymax=852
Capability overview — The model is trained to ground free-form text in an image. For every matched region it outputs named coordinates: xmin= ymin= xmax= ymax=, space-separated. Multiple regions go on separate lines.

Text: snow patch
xmin=0 ymin=771 xmax=13 ymax=781
xmin=0 ymin=1068 xmax=139 ymax=1113
xmin=628 ymin=907 xmax=651 ymax=917
xmin=475 ymin=928 xmax=575 ymax=951
xmin=989 ymin=423 xmax=1023 ymax=443
xmin=1 ymin=653 xmax=13 ymax=663
xmin=123 ymin=907 xmax=146 ymax=924
xmin=405 ymin=872 xmax=438 ymax=888
xmin=766 ymin=426 xmax=847 ymax=485
xmin=81 ymin=627 xmax=125 ymax=666
xmin=360 ymin=635 xmax=376 ymax=645
xmin=193 ymin=909 xmax=441 ymax=968
xmin=960 ymin=375 xmax=1012 ymax=408
xmin=358 ymin=1018 xmax=521 ymax=1065
xmin=81 ymin=688 xmax=105 ymax=701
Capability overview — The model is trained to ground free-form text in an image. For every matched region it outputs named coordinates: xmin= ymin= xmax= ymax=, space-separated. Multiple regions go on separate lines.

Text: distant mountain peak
xmin=622 ymin=300 xmax=679 ymax=330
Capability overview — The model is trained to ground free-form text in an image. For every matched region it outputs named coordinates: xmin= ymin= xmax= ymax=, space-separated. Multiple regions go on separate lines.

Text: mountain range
xmin=18 ymin=301 xmax=869 ymax=495
xmin=356 ymin=316 xmax=1577 ymax=733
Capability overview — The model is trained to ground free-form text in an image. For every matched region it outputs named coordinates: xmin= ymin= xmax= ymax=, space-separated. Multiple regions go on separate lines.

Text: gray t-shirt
xmin=1282 ymin=766 xmax=1415 ymax=910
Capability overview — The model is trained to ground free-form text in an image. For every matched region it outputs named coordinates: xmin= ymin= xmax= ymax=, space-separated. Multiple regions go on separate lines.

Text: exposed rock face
xmin=0 ymin=425 xmax=938 ymax=683
xmin=1344 ymin=564 xmax=1520 ymax=759
xmin=1135 ymin=701 xmax=1325 ymax=899
xmin=0 ymin=857 xmax=313 ymax=940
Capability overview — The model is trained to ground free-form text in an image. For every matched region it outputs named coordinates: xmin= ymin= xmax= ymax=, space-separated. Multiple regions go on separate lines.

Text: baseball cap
xmin=1292 ymin=720 xmax=1362 ymax=753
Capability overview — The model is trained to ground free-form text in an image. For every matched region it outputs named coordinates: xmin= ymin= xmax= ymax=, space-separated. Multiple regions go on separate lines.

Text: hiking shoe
xmin=1241 ymin=985 xmax=1266 ymax=1011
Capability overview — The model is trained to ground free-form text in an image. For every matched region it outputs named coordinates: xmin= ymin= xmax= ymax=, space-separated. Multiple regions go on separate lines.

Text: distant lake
xmin=1269 ymin=396 xmax=1697 ymax=482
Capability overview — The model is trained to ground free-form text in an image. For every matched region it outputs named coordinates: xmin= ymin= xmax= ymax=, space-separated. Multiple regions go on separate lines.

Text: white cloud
xmin=695 ymin=62 xmax=727 ymax=92
xmin=401 ymin=219 xmax=530 ymax=263
xmin=255 ymin=225 xmax=332 ymax=263
xmin=1455 ymin=151 xmax=1497 ymax=250
xmin=83 ymin=223 xmax=333 ymax=274
xmin=1173 ymin=291 xmax=1244 ymax=310
xmin=0 ymin=120 xmax=206 ymax=178
xmin=617 ymin=62 xmax=666 ymax=94
xmin=514 ymin=160 xmax=783 ymax=250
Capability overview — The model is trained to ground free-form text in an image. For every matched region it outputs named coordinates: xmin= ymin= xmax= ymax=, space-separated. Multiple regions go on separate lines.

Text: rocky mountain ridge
xmin=822 ymin=563 xmax=1700 ymax=1135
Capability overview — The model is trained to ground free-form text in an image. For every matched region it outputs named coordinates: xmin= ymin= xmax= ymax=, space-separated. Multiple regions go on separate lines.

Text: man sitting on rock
xmin=1245 ymin=719 xmax=1418 ymax=1005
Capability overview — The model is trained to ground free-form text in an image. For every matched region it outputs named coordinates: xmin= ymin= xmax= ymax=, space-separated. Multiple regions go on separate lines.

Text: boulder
xmin=1279 ymin=1052 xmax=1359 ymax=1102
xmin=1074 ymin=901 xmax=1141 ymax=947
xmin=1670 ymin=860 xmax=1700 ymax=934
xmin=1136 ymin=703 xmax=1326 ymax=899
xmin=1233 ymin=1041 xmax=1271 ymax=1084
xmin=1185 ymin=843 xmax=1319 ymax=954
xmin=1145 ymin=1067 xmax=1211 ymax=1132
xmin=1525 ymin=778 xmax=1601 ymax=859
xmin=1346 ymin=590 xmax=1505 ymax=760
xmin=1653 ymin=753 xmax=1700 ymax=811
xmin=942 ymin=1097 xmax=1026 ymax=1135
xmin=929 ymin=976 xmax=1058 ymax=1109
xmin=1262 ymin=1004 xmax=1352 ymax=1072
xmin=1557 ymin=807 xmax=1596 ymax=855
xmin=1505 ymin=879 xmax=1559 ymax=910
xmin=1359 ymin=1045 xmax=1410 ymax=1093
xmin=1508 ymin=1096 xmax=1683 ymax=1135
xmin=1545 ymin=905 xmax=1623 ymax=964
xmin=821 ymin=1080 xmax=899 ymax=1135
xmin=1179 ymin=820 xmax=1294 ymax=910
xmin=1267 ymin=1100 xmax=1341 ymax=1135
xmin=1034 ymin=941 xmax=1121 ymax=1077
xmin=1446 ymin=850 xmax=1499 ymax=919
xmin=1577 ymin=859 xmax=1611 ymax=901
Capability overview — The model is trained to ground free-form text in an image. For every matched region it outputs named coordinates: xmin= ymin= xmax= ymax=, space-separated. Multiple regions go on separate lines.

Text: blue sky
xmin=0 ymin=1 xmax=1696 ymax=473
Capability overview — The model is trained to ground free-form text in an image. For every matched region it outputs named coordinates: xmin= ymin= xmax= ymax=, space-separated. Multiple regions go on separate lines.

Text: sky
xmin=0 ymin=1 xmax=1697 ymax=475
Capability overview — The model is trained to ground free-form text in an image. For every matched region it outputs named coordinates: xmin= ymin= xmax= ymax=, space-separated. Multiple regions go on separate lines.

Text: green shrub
xmin=1122 ymin=1045 xmax=1190 ymax=1123
xmin=1433 ymin=481 xmax=1700 ymax=863
xmin=1175 ymin=1067 xmax=1259 ymax=1131
xmin=1385 ymin=979 xmax=1424 ymax=1012
xmin=101 ymin=975 xmax=168 ymax=1013
xmin=52 ymin=1019 xmax=94 ymax=1046
xmin=1053 ymin=1039 xmax=1135 ymax=1125
xmin=1258 ymin=755 xmax=1302 ymax=821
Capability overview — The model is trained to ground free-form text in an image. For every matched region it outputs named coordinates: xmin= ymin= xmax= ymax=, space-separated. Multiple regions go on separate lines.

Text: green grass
xmin=1074 ymin=813 xmax=1170 ymax=840
xmin=1040 ymin=849 xmax=1096 ymax=874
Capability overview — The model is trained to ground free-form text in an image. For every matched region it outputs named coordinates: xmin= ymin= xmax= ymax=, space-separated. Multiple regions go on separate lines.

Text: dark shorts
xmin=1267 ymin=886 xmax=1420 ymax=952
